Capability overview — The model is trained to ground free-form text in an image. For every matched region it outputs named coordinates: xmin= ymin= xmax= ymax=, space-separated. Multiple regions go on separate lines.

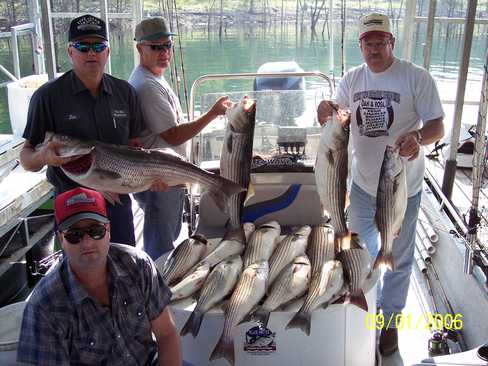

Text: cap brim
xmin=136 ymin=31 xmax=177 ymax=42
xmin=70 ymin=34 xmax=108 ymax=42
xmin=359 ymin=31 xmax=392 ymax=40
xmin=58 ymin=212 xmax=109 ymax=230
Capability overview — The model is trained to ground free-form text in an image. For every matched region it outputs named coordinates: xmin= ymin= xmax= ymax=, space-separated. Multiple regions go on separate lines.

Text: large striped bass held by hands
xmin=40 ymin=132 xmax=245 ymax=211
xmin=374 ymin=145 xmax=407 ymax=271
xmin=220 ymin=97 xmax=256 ymax=228
xmin=314 ymin=111 xmax=350 ymax=237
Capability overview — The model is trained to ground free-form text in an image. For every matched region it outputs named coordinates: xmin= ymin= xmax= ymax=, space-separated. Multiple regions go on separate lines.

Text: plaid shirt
xmin=17 ymin=244 xmax=172 ymax=366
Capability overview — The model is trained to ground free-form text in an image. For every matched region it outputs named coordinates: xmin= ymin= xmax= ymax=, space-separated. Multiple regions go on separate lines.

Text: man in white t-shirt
xmin=129 ymin=17 xmax=230 ymax=260
xmin=317 ymin=13 xmax=444 ymax=356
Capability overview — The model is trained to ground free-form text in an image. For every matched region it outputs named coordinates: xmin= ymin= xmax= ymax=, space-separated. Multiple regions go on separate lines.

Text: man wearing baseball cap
xmin=19 ymin=14 xmax=153 ymax=247
xmin=317 ymin=13 xmax=444 ymax=356
xmin=17 ymin=187 xmax=182 ymax=365
xmin=128 ymin=17 xmax=231 ymax=260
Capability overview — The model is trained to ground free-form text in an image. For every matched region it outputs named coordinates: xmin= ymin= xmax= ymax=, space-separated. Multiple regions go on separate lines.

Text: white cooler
xmin=171 ymin=287 xmax=376 ymax=366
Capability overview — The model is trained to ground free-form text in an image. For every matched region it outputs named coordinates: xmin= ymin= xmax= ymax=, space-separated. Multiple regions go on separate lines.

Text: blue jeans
xmin=106 ymin=194 xmax=136 ymax=246
xmin=348 ymin=182 xmax=421 ymax=324
xmin=134 ymin=187 xmax=184 ymax=260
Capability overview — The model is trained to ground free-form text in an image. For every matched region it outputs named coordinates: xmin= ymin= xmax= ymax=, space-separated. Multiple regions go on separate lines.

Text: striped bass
xmin=243 ymin=221 xmax=281 ymax=267
xmin=220 ymin=97 xmax=256 ymax=227
xmin=374 ymin=145 xmax=407 ymax=271
xmin=195 ymin=226 xmax=245 ymax=269
xmin=40 ymin=132 xmax=245 ymax=211
xmin=286 ymin=260 xmax=343 ymax=335
xmin=180 ymin=255 xmax=243 ymax=338
xmin=170 ymin=263 xmax=210 ymax=301
xmin=161 ymin=235 xmax=207 ymax=285
xmin=210 ymin=260 xmax=268 ymax=366
xmin=337 ymin=233 xmax=371 ymax=311
xmin=267 ymin=225 xmax=311 ymax=287
xmin=314 ymin=111 xmax=350 ymax=237
xmin=251 ymin=255 xmax=311 ymax=328
xmin=306 ymin=224 xmax=335 ymax=275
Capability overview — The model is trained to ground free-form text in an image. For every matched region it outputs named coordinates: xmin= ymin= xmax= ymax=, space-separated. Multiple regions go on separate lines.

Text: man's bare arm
xmin=20 ymin=140 xmax=73 ymax=172
xmin=151 ymin=307 xmax=182 ymax=366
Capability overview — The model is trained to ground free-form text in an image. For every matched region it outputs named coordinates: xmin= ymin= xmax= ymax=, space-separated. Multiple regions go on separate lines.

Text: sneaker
xmin=379 ymin=328 xmax=398 ymax=356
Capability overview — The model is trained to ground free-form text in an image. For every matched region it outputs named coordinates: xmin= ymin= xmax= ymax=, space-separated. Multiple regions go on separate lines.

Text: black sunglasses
xmin=70 ymin=41 xmax=108 ymax=53
xmin=144 ymin=42 xmax=173 ymax=51
xmin=62 ymin=225 xmax=107 ymax=244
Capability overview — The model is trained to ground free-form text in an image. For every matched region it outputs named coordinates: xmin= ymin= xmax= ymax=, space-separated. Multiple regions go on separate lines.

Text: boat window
xmin=197 ymin=89 xmax=329 ymax=173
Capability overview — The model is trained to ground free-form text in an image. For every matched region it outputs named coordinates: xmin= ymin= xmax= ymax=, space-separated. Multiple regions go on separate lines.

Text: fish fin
xmin=332 ymin=294 xmax=347 ymax=305
xmin=373 ymin=250 xmax=395 ymax=271
xmin=101 ymin=191 xmax=122 ymax=205
xmin=285 ymin=311 xmax=311 ymax=336
xmin=348 ymin=290 xmax=368 ymax=312
xmin=209 ymin=333 xmax=235 ymax=365
xmin=180 ymin=309 xmax=204 ymax=338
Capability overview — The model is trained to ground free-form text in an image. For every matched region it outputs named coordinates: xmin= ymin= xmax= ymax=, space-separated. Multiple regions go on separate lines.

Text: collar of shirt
xmin=69 ymin=70 xmax=113 ymax=96
xmin=64 ymin=248 xmax=132 ymax=306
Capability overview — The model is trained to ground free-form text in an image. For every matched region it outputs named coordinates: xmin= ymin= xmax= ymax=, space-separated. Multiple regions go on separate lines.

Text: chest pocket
xmin=122 ymin=301 xmax=152 ymax=342
xmin=71 ymin=333 xmax=111 ymax=366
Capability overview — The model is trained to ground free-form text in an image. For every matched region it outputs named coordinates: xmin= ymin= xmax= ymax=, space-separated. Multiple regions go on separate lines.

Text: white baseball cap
xmin=358 ymin=13 xmax=392 ymax=40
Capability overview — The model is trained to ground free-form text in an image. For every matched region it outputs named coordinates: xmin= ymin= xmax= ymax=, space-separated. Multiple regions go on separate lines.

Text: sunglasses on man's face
xmin=70 ymin=41 xmax=109 ymax=53
xmin=144 ymin=42 xmax=173 ymax=51
xmin=62 ymin=225 xmax=107 ymax=244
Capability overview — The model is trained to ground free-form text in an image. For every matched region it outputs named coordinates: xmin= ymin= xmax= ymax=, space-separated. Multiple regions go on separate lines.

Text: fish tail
xmin=347 ymin=290 xmax=369 ymax=312
xmin=209 ymin=332 xmax=235 ymax=365
xmin=373 ymin=250 xmax=395 ymax=271
xmin=209 ymin=180 xmax=245 ymax=213
xmin=180 ymin=310 xmax=204 ymax=338
xmin=285 ymin=311 xmax=312 ymax=336
xmin=253 ymin=307 xmax=271 ymax=329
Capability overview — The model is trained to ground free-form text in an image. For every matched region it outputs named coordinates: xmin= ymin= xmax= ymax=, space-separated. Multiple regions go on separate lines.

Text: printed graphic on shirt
xmin=353 ymin=90 xmax=400 ymax=137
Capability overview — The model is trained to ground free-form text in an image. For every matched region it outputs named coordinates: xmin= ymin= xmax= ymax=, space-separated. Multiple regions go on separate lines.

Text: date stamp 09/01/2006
xmin=364 ymin=312 xmax=463 ymax=331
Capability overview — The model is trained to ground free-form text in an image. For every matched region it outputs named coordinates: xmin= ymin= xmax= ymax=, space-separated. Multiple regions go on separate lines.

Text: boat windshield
xmin=197 ymin=89 xmax=328 ymax=172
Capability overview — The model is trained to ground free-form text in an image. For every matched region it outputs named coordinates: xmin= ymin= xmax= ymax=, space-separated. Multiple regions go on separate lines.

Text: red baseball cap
xmin=55 ymin=187 xmax=109 ymax=230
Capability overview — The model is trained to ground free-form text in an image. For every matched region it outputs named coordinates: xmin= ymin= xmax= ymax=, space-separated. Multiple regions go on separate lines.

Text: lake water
xmin=0 ymin=21 xmax=486 ymax=134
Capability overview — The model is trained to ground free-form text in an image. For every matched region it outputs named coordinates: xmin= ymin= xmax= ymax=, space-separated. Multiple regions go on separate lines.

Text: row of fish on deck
xmin=161 ymin=221 xmax=378 ymax=365
xmin=30 ymin=96 xmax=407 ymax=366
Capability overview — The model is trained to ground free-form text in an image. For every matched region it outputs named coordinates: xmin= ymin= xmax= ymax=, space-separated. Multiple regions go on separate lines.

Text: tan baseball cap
xmin=134 ymin=17 xmax=176 ymax=42
xmin=358 ymin=13 xmax=392 ymax=40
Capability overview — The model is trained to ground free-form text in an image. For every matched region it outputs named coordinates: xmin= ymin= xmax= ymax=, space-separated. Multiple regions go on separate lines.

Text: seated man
xmin=17 ymin=187 xmax=182 ymax=365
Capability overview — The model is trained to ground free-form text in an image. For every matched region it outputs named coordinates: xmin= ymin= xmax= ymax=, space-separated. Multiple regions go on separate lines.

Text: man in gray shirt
xmin=129 ymin=17 xmax=230 ymax=260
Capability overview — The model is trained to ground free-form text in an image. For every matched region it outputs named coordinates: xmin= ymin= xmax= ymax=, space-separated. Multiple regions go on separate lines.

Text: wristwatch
xmin=414 ymin=129 xmax=423 ymax=145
